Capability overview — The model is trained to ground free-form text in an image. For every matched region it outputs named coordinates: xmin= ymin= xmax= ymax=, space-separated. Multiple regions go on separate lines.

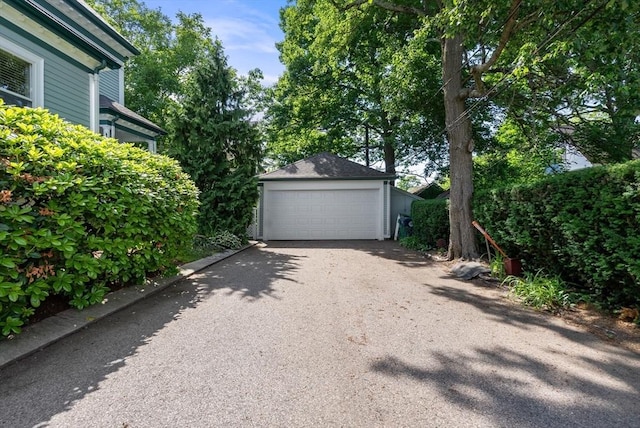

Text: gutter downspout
xmin=90 ymin=60 xmax=107 ymax=133
xmin=110 ymin=114 xmax=120 ymax=139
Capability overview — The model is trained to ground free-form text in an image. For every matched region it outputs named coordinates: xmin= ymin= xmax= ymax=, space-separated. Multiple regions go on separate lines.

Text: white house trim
xmin=0 ymin=2 xmax=103 ymax=70
xmin=147 ymin=139 xmax=156 ymax=154
xmin=0 ymin=35 xmax=44 ymax=108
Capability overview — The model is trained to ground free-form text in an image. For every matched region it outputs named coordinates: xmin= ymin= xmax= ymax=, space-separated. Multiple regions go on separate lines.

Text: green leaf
xmin=0 ymin=258 xmax=16 ymax=269
xmin=0 ymin=98 xmax=199 ymax=337
xmin=30 ymin=295 xmax=42 ymax=308
xmin=13 ymin=236 xmax=27 ymax=246
xmin=1 ymin=316 xmax=23 ymax=336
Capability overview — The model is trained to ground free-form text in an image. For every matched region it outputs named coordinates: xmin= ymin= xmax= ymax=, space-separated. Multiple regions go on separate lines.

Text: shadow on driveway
xmin=367 ymin=280 xmax=640 ymax=427
xmin=186 ymin=244 xmax=304 ymax=301
xmin=428 ymin=279 xmax=639 ymax=353
xmin=261 ymin=239 xmax=434 ymax=269
xmin=371 ymin=344 xmax=640 ymax=427
xmin=0 ymin=246 xmax=303 ymax=428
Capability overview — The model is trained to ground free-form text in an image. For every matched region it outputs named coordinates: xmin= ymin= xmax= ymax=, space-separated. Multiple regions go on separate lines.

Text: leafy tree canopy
xmin=487 ymin=0 xmax=640 ymax=164
xmin=87 ymin=0 xmax=265 ymax=134
xmin=290 ymin=0 xmax=639 ymax=259
xmin=267 ymin=0 xmax=448 ymax=176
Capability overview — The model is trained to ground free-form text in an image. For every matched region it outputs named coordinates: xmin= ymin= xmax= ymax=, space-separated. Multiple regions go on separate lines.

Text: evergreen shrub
xmin=0 ymin=104 xmax=199 ymax=335
xmin=166 ymin=45 xmax=261 ymax=238
xmin=411 ymin=199 xmax=449 ymax=248
xmin=475 ymin=160 xmax=640 ymax=308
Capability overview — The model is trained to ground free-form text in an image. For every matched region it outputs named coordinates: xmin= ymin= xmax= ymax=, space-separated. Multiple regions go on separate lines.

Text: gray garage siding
xmin=390 ymin=186 xmax=423 ymax=237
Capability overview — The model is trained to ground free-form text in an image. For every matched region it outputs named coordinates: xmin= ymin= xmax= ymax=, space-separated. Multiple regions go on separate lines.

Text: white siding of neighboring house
xmin=256 ymin=185 xmax=264 ymax=239
xmin=390 ymin=187 xmax=423 ymax=237
xmin=563 ymin=145 xmax=592 ymax=171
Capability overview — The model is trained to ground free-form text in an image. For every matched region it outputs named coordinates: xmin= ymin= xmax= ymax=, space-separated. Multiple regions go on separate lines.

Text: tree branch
xmin=459 ymin=87 xmax=485 ymax=99
xmin=464 ymin=0 xmax=521 ymax=98
xmin=513 ymin=10 xmax=543 ymax=33
xmin=473 ymin=0 xmax=522 ymax=75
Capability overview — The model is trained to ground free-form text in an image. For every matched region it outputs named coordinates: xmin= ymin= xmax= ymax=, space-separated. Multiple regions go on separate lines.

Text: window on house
xmin=0 ymin=49 xmax=32 ymax=107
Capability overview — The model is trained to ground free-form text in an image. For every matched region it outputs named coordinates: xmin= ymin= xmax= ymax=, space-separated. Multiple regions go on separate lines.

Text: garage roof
xmin=260 ymin=152 xmax=396 ymax=181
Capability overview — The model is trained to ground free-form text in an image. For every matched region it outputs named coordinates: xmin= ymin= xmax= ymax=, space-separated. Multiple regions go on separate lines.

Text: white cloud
xmin=261 ymin=73 xmax=280 ymax=86
xmin=148 ymin=0 xmax=285 ymax=85
xmin=203 ymin=9 xmax=283 ymax=83
xmin=207 ymin=17 xmax=278 ymax=54
xmin=203 ymin=0 xmax=282 ymax=55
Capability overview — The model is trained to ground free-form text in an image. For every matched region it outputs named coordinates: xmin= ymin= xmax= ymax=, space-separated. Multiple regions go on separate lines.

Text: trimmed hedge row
xmin=0 ymin=104 xmax=199 ymax=335
xmin=411 ymin=199 xmax=449 ymax=248
xmin=475 ymin=160 xmax=640 ymax=308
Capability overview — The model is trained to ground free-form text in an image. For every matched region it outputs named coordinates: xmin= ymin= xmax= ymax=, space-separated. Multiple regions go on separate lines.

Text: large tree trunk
xmin=442 ymin=34 xmax=478 ymax=260
xmin=382 ymin=125 xmax=396 ymax=183
xmin=383 ymin=136 xmax=396 ymax=175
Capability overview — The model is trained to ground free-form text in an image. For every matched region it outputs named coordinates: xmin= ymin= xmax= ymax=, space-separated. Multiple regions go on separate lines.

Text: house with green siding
xmin=0 ymin=0 xmax=164 ymax=152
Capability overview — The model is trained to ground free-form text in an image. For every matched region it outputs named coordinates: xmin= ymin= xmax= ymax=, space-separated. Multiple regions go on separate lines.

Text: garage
xmin=255 ymin=153 xmax=395 ymax=241
xmin=265 ymin=188 xmax=380 ymax=240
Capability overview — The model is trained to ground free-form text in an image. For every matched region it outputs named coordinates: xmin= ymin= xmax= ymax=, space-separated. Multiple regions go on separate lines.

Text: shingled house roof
xmin=100 ymin=95 xmax=165 ymax=135
xmin=259 ymin=152 xmax=396 ymax=181
xmin=409 ymin=182 xmax=445 ymax=199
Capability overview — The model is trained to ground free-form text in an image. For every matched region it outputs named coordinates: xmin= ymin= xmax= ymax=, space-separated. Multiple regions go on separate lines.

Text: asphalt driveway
xmin=1 ymin=241 xmax=639 ymax=427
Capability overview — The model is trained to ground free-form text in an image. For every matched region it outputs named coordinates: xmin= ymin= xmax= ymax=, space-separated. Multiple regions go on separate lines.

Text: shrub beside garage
xmin=408 ymin=160 xmax=640 ymax=309
xmin=411 ymin=199 xmax=449 ymax=249
xmin=474 ymin=160 xmax=640 ymax=308
xmin=0 ymin=103 xmax=199 ymax=336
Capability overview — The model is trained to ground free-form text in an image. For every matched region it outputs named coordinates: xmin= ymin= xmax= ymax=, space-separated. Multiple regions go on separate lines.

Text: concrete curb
xmin=0 ymin=242 xmax=258 ymax=369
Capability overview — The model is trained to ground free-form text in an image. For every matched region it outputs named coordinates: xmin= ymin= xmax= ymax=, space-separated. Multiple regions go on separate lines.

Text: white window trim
xmin=0 ymin=36 xmax=44 ymax=108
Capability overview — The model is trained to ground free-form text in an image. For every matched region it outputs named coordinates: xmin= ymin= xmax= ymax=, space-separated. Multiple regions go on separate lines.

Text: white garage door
xmin=265 ymin=189 xmax=379 ymax=240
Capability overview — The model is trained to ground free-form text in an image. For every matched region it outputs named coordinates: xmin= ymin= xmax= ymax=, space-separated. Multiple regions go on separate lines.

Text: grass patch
xmin=399 ymin=236 xmax=432 ymax=252
xmin=489 ymin=253 xmax=507 ymax=280
xmin=174 ymin=232 xmax=244 ymax=264
xmin=503 ymin=270 xmax=573 ymax=311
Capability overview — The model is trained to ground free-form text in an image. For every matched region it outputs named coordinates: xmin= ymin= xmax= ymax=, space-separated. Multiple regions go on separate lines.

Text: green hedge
xmin=0 ymin=104 xmax=199 ymax=335
xmin=474 ymin=160 xmax=640 ymax=308
xmin=411 ymin=199 xmax=449 ymax=248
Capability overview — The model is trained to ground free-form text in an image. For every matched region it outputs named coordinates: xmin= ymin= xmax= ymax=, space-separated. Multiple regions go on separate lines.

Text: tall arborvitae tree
xmin=166 ymin=43 xmax=262 ymax=237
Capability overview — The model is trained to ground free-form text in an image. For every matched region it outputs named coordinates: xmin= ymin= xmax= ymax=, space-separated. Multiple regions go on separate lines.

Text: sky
xmin=138 ymin=1 xmax=427 ymax=179
xmin=142 ymin=0 xmax=288 ymax=85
